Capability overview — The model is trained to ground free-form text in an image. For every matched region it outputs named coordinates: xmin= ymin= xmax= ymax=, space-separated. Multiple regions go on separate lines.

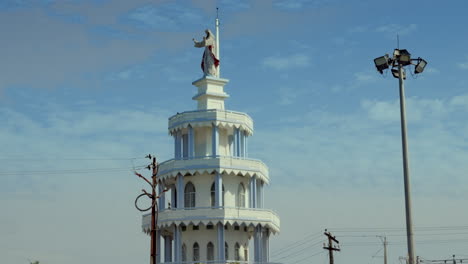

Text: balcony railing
xmin=157 ymin=156 xmax=269 ymax=183
xmin=142 ymin=207 xmax=280 ymax=232
xmin=168 ymin=109 xmax=254 ymax=134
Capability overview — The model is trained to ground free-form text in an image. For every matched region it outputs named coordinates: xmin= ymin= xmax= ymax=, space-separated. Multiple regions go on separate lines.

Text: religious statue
xmin=193 ymin=29 xmax=219 ymax=77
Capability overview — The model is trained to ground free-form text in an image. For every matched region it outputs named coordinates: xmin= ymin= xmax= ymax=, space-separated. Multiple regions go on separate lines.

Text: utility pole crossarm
xmin=324 ymin=230 xmax=341 ymax=264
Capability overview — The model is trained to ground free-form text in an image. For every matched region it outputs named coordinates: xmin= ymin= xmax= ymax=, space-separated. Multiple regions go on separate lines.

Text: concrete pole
xmin=398 ymin=63 xmax=415 ymax=264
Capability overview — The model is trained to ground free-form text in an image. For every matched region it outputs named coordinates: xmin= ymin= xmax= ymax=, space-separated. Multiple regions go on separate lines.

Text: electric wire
xmin=0 ymin=156 xmax=147 ymax=161
xmin=288 ymin=250 xmax=325 ymax=264
xmin=0 ymin=165 xmax=148 ymax=176
xmin=270 ymin=231 xmax=323 ymax=257
xmin=270 ymin=234 xmax=323 ymax=259
xmin=271 ymin=239 xmax=325 ymax=262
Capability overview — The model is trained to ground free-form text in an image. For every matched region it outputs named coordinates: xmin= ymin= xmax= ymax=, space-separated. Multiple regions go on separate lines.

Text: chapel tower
xmin=142 ymin=21 xmax=280 ymax=264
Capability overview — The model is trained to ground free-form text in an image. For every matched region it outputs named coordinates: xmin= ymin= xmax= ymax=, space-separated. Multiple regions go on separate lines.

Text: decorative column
xmin=182 ymin=134 xmax=188 ymax=158
xmin=188 ymin=125 xmax=195 ymax=158
xmin=164 ymin=235 xmax=172 ymax=262
xmin=212 ymin=123 xmax=219 ymax=157
xmin=244 ymin=133 xmax=248 ymax=158
xmin=254 ymin=225 xmax=262 ymax=262
xmin=159 ymin=183 xmax=165 ymax=211
xmin=176 ymin=174 xmax=184 ymax=209
xmin=170 ymin=185 xmax=176 ymax=209
xmin=175 ymin=130 xmax=182 ymax=159
xmin=250 ymin=176 xmax=257 ymax=208
xmin=173 ymin=134 xmax=177 ymax=159
xmin=256 ymin=179 xmax=263 ymax=208
xmin=261 ymin=228 xmax=270 ymax=262
xmin=235 ymin=128 xmax=241 ymax=157
xmin=215 ymin=172 xmax=223 ymax=207
xmin=217 ymin=222 xmax=225 ymax=261
xmin=156 ymin=230 xmax=161 ymax=263
xmin=240 ymin=131 xmax=245 ymax=157
xmin=174 ymin=225 xmax=182 ymax=263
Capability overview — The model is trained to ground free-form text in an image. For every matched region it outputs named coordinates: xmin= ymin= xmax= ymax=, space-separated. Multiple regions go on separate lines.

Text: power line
xmin=272 ymin=239 xmax=325 ymax=261
xmin=0 ymin=156 xmax=146 ymax=161
xmin=329 ymin=226 xmax=468 ymax=232
xmin=288 ymin=250 xmax=325 ymax=264
xmin=271 ymin=231 xmax=323 ymax=257
xmin=0 ymin=165 xmax=148 ymax=176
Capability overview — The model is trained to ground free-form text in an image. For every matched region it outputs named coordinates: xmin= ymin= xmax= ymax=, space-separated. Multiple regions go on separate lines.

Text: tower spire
xmin=215 ymin=7 xmax=220 ymax=77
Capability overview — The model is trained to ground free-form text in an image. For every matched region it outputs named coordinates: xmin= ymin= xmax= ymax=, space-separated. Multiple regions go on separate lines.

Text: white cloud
xmin=450 ymin=93 xmax=468 ymax=108
xmin=128 ymin=4 xmax=203 ymax=30
xmin=262 ymin=54 xmax=310 ymax=70
xmin=425 ymin=67 xmax=440 ymax=74
xmin=277 ymin=86 xmax=298 ymax=105
xmin=361 ymin=97 xmax=448 ymax=123
xmin=457 ymin=57 xmax=468 ymax=69
xmin=273 ymin=0 xmax=334 ymax=10
xmin=376 ymin=23 xmax=418 ymax=36
xmin=354 ymin=71 xmax=378 ymax=82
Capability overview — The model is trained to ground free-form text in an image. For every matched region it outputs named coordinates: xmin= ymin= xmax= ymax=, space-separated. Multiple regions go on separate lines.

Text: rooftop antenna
xmin=397 ymin=34 xmax=400 ymax=49
xmin=215 ymin=7 xmax=220 ymax=77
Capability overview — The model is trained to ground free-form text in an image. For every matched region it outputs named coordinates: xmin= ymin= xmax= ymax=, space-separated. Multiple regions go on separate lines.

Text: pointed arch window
xmin=182 ymin=243 xmax=187 ymax=262
xmin=185 ymin=182 xmax=196 ymax=208
xmin=234 ymin=243 xmax=240 ymax=261
xmin=225 ymin=242 xmax=229 ymax=260
xmin=236 ymin=183 xmax=246 ymax=208
xmin=210 ymin=182 xmax=225 ymax=207
xmin=207 ymin=242 xmax=214 ymax=261
xmin=193 ymin=242 xmax=200 ymax=262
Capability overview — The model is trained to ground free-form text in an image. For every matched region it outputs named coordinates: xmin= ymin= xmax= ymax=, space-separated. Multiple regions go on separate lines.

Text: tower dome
xmin=142 ymin=25 xmax=280 ymax=264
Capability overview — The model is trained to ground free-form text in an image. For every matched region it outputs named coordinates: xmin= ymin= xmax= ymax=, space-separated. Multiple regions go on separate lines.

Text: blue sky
xmin=1 ymin=0 xmax=468 ymax=264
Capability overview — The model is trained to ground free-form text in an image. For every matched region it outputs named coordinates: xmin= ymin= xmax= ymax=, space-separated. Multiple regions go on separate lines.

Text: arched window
xmin=185 ymin=182 xmax=196 ymax=208
xmin=234 ymin=243 xmax=240 ymax=261
xmin=182 ymin=243 xmax=187 ymax=262
xmin=207 ymin=242 xmax=214 ymax=261
xmin=193 ymin=242 xmax=200 ymax=261
xmin=236 ymin=183 xmax=246 ymax=208
xmin=225 ymin=242 xmax=229 ymax=260
xmin=210 ymin=182 xmax=225 ymax=207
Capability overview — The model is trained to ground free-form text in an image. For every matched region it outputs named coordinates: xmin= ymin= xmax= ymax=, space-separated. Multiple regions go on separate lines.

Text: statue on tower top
xmin=193 ymin=29 xmax=219 ymax=77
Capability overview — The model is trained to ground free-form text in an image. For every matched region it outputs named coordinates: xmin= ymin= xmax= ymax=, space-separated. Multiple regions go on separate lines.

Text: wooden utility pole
xmin=324 ymin=230 xmax=340 ymax=264
xmin=377 ymin=235 xmax=388 ymax=264
xmin=134 ymin=154 xmax=168 ymax=264
xmin=150 ymin=157 xmax=157 ymax=264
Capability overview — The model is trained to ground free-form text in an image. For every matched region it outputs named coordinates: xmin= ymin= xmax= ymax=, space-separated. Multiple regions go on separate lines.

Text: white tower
xmin=142 ymin=24 xmax=280 ymax=264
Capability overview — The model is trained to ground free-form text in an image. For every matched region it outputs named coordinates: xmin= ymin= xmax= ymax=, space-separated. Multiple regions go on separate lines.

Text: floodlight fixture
xmin=398 ymin=49 xmax=412 ymax=66
xmin=391 ymin=68 xmax=406 ymax=80
xmin=414 ymin=58 xmax=427 ymax=74
xmin=374 ymin=54 xmax=390 ymax=74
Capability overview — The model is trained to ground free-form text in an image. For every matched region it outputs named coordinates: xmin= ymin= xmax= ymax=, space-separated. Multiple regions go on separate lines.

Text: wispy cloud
xmin=457 ymin=56 xmax=468 ymax=69
xmin=262 ymin=54 xmax=310 ymax=70
xmin=450 ymin=93 xmax=468 ymax=109
xmin=127 ymin=3 xmax=203 ymax=30
xmin=376 ymin=23 xmax=418 ymax=36
xmin=354 ymin=71 xmax=378 ymax=82
xmin=252 ymin=92 xmax=468 ymax=198
xmin=361 ymin=97 xmax=447 ymax=123
xmin=273 ymin=0 xmax=335 ymax=10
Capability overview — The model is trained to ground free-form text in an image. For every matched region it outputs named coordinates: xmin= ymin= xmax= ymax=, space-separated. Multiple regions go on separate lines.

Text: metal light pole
xmin=374 ymin=49 xmax=428 ymax=264
xmin=397 ymin=63 xmax=415 ymax=264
